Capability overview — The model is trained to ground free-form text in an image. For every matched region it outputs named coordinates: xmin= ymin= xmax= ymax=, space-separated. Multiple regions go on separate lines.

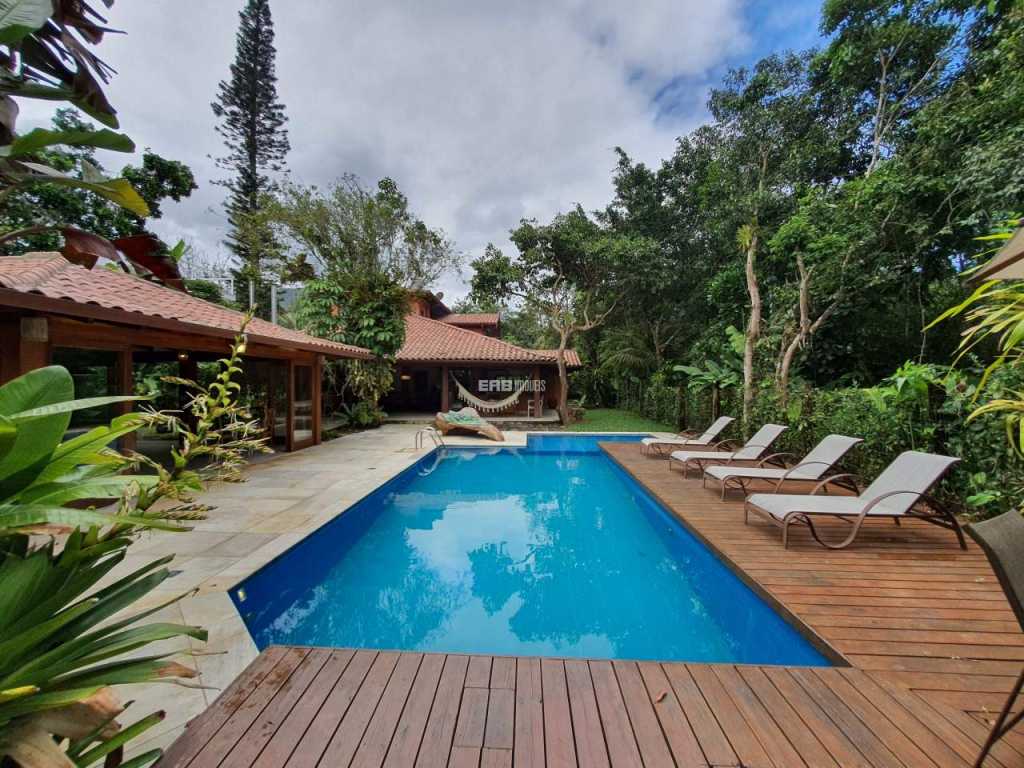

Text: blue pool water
xmin=233 ymin=434 xmax=829 ymax=664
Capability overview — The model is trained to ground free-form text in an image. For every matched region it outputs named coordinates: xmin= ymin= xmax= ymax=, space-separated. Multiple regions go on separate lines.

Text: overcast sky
xmin=20 ymin=0 xmax=822 ymax=299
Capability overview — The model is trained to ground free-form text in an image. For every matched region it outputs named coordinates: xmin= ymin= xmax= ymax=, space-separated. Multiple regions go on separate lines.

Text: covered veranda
xmin=0 ymin=252 xmax=372 ymax=454
xmin=381 ymin=311 xmax=579 ymax=421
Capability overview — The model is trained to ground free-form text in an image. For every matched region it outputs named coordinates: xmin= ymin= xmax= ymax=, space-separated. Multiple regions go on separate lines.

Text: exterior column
xmin=117 ymin=349 xmax=136 ymax=452
xmin=532 ymin=365 xmax=541 ymax=417
xmin=285 ymin=359 xmax=295 ymax=452
xmin=441 ymin=365 xmax=449 ymax=412
xmin=313 ymin=355 xmax=323 ymax=445
xmin=18 ymin=317 xmax=50 ymax=376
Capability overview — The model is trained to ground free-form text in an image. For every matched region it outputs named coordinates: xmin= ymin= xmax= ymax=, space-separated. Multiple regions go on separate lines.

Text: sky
xmin=19 ymin=0 xmax=824 ymax=300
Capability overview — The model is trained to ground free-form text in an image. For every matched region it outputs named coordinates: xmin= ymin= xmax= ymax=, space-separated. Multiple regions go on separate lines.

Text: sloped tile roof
xmin=0 ymin=253 xmax=372 ymax=359
xmin=439 ymin=312 xmax=499 ymax=326
xmin=534 ymin=348 xmax=583 ymax=368
xmin=398 ymin=313 xmax=581 ymax=367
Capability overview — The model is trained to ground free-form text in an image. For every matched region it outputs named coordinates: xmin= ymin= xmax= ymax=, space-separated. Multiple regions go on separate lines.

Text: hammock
xmin=451 ymin=376 xmax=529 ymax=414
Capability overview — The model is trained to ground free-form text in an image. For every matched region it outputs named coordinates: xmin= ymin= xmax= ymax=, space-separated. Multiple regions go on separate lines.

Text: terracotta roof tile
xmin=0 ymin=253 xmax=372 ymax=359
xmin=534 ymin=349 xmax=583 ymax=368
xmin=439 ymin=312 xmax=500 ymax=326
xmin=397 ymin=313 xmax=548 ymax=364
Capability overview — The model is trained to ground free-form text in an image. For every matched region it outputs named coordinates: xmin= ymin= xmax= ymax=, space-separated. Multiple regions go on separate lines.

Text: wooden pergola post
xmin=441 ymin=365 xmax=450 ymax=412
xmin=117 ymin=349 xmax=136 ymax=452
xmin=532 ymin=365 xmax=541 ymax=417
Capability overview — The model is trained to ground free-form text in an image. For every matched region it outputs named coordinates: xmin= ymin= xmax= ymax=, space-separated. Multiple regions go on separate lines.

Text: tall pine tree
xmin=212 ymin=0 xmax=289 ymax=315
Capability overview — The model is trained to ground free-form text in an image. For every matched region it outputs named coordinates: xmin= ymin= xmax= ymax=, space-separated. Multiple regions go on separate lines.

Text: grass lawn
xmin=564 ymin=408 xmax=675 ymax=433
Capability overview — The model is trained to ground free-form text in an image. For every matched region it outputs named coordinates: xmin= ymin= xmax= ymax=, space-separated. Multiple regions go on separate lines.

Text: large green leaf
xmin=34 ymin=416 xmax=140 ymax=486
xmin=0 ymin=367 xmax=74 ymax=498
xmin=0 ymin=0 xmax=52 ymax=46
xmin=12 ymin=161 xmax=151 ymax=217
xmin=0 ymin=414 xmax=15 ymax=464
xmin=0 ymin=505 xmax=190 ymax=534
xmin=0 ymin=599 xmax=97 ymax=668
xmin=10 ymin=395 xmax=143 ymax=422
xmin=0 ymin=128 xmax=135 ymax=158
xmin=16 ymin=474 xmax=157 ymax=506
xmin=0 ymin=686 xmax=102 ymax=723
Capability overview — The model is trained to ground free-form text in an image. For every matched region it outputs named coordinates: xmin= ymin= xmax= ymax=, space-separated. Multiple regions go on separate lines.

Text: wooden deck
xmin=159 ymin=443 xmax=1024 ymax=768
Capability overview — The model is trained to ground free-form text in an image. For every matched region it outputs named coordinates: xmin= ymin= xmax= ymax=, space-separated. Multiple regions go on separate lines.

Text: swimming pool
xmin=233 ymin=433 xmax=829 ymax=665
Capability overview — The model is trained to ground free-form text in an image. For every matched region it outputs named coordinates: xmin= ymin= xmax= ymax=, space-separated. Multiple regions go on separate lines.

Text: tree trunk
xmin=556 ymin=330 xmax=570 ymax=424
xmin=742 ymin=229 xmax=761 ymax=428
xmin=777 ymin=254 xmax=838 ymax=410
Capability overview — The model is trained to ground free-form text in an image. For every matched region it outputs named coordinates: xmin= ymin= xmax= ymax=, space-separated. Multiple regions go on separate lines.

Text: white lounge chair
xmin=668 ymin=423 xmax=787 ymax=478
xmin=640 ymin=416 xmax=734 ymax=456
xmin=703 ymin=434 xmax=863 ymax=499
xmin=744 ymin=450 xmax=965 ymax=550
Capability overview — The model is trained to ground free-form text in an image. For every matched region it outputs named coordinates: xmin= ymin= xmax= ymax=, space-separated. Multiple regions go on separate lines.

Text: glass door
xmin=292 ymin=364 xmax=315 ymax=449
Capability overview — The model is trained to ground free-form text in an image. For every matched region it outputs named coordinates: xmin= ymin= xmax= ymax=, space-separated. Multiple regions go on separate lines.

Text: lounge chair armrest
xmin=712 ymin=438 xmax=739 ymax=450
xmin=809 ymin=473 xmax=862 ymax=496
xmin=677 ymin=429 xmax=700 ymax=438
xmin=860 ymin=489 xmax=925 ymax=514
xmin=758 ymin=452 xmax=795 ymax=468
xmin=771 ymin=461 xmax=840 ymax=492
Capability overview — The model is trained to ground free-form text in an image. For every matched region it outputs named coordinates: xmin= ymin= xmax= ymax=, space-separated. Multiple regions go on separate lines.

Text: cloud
xmin=15 ymin=0 xmax=805 ymax=299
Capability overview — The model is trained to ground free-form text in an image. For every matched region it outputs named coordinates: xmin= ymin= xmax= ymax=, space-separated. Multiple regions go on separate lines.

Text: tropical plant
xmin=0 ymin=366 xmax=203 ymax=767
xmin=930 ymin=218 xmax=1024 ymax=452
xmin=673 ymin=326 xmax=743 ymax=419
xmin=0 ymin=366 xmax=173 ymax=535
xmin=0 ymin=530 xmax=205 ymax=767
xmin=132 ymin=316 xmax=272 ymax=507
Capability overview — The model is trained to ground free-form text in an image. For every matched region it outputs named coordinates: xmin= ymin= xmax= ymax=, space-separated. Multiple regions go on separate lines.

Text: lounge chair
xmin=702 ymin=434 xmax=863 ymax=498
xmin=640 ymin=416 xmax=734 ymax=456
xmin=668 ymin=423 xmax=787 ymax=478
xmin=744 ymin=450 xmax=965 ymax=550
xmin=434 ymin=408 xmax=504 ymax=442
xmin=965 ymin=511 xmax=1024 ymax=768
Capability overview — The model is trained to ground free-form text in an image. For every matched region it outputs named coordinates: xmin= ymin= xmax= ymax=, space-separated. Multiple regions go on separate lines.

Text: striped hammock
xmin=451 ymin=376 xmax=529 ymax=414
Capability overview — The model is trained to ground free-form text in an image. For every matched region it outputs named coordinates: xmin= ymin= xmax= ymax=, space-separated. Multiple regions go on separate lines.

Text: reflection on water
xmin=238 ymin=442 xmax=829 ymax=665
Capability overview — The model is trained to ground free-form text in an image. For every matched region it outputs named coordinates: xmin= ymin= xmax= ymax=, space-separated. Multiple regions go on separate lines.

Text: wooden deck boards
xmin=160 ymin=443 xmax=1024 ymax=768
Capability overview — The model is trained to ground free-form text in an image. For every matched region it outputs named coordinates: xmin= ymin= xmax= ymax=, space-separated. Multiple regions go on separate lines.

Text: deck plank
xmin=252 ymin=649 xmax=356 ymax=768
xmin=513 ymin=658 xmax=545 ymax=768
xmin=588 ymin=661 xmax=643 ymax=768
xmin=564 ymin=660 xmax=610 ymax=768
xmin=313 ymin=650 xmax=400 ymax=768
xmin=635 ymin=662 xmax=705 ymax=768
xmin=611 ymin=661 xmax=675 ymax=768
xmin=159 ymin=645 xmax=289 ymax=768
xmin=352 ymin=652 xmax=424 ymax=768
xmin=541 ymin=658 xmax=577 ymax=768
xmin=416 ymin=654 xmax=470 ymax=768
xmin=281 ymin=649 xmax=376 ymax=768
xmin=384 ymin=653 xmax=446 ymax=768
xmin=189 ymin=646 xmax=310 ymax=768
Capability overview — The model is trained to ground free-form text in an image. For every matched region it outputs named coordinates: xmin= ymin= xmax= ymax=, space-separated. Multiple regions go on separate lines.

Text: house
xmin=383 ymin=292 xmax=581 ymax=419
xmin=0 ymin=253 xmax=372 ymax=452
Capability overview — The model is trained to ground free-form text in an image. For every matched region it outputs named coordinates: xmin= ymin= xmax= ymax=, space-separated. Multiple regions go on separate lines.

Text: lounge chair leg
xmin=805 ymin=513 xmax=865 ymax=550
xmin=893 ymin=517 xmax=901 ymax=526
xmin=974 ymin=667 xmax=1024 ymax=768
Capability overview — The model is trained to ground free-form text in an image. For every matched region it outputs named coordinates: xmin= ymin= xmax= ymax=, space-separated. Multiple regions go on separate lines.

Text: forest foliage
xmin=465 ymin=0 xmax=1024 ymax=516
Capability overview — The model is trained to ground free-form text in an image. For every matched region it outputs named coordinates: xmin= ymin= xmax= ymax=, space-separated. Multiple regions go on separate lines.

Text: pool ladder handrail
xmin=415 ymin=427 xmax=445 ymax=450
